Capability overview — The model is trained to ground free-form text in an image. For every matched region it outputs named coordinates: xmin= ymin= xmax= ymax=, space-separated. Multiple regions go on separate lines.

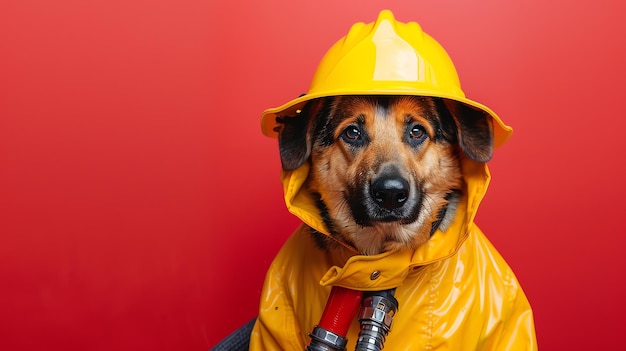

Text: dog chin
xmin=351 ymin=221 xmax=430 ymax=256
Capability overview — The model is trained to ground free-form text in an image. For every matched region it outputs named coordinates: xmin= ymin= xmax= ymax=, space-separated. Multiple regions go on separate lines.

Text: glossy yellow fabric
xmin=250 ymin=158 xmax=537 ymax=350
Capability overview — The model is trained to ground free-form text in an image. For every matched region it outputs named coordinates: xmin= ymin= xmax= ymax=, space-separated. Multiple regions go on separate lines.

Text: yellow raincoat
xmin=250 ymin=158 xmax=537 ymax=350
xmin=250 ymin=10 xmax=537 ymax=350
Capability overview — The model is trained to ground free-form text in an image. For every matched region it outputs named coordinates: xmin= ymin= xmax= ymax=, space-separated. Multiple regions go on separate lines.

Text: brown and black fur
xmin=277 ymin=95 xmax=493 ymax=255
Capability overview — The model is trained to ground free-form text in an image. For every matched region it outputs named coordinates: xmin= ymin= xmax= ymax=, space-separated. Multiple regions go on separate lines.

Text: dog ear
xmin=278 ymin=113 xmax=310 ymax=171
xmin=278 ymin=99 xmax=326 ymax=171
xmin=440 ymin=99 xmax=494 ymax=163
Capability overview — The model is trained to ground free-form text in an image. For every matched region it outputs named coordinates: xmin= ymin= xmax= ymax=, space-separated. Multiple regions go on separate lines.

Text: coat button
xmin=370 ymin=270 xmax=381 ymax=280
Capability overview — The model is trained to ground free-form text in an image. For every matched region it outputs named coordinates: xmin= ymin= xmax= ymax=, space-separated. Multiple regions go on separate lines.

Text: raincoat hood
xmin=281 ymin=154 xmax=492 ymax=290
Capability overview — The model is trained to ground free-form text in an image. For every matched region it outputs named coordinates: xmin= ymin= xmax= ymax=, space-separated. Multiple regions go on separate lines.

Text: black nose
xmin=370 ymin=175 xmax=410 ymax=210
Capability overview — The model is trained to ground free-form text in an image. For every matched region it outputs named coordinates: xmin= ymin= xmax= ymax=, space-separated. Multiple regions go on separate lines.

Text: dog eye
xmin=406 ymin=124 xmax=428 ymax=147
xmin=341 ymin=126 xmax=362 ymax=142
xmin=409 ymin=125 xmax=426 ymax=140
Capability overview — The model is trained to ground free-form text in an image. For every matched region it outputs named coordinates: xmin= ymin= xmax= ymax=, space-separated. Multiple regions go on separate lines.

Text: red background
xmin=1 ymin=1 xmax=624 ymax=350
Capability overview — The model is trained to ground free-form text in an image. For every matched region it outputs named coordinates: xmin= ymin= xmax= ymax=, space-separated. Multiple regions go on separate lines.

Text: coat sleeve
xmin=249 ymin=227 xmax=330 ymax=351
xmin=471 ymin=227 xmax=538 ymax=351
xmin=492 ymin=281 xmax=538 ymax=351
xmin=249 ymin=262 xmax=307 ymax=351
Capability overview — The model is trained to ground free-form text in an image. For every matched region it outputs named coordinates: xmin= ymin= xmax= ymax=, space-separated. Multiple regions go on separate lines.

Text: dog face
xmin=278 ymin=96 xmax=493 ymax=255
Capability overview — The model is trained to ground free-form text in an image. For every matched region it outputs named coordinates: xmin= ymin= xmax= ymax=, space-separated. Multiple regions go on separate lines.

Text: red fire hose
xmin=306 ymin=286 xmax=398 ymax=351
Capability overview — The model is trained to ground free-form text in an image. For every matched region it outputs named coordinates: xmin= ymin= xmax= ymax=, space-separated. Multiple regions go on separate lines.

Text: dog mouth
xmin=354 ymin=198 xmax=422 ymax=226
xmin=372 ymin=211 xmax=418 ymax=223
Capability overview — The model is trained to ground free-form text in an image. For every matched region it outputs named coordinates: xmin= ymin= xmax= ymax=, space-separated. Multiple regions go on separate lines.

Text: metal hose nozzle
xmin=355 ymin=289 xmax=398 ymax=351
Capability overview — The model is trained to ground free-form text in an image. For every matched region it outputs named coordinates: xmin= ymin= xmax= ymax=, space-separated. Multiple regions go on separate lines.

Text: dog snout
xmin=370 ymin=173 xmax=410 ymax=210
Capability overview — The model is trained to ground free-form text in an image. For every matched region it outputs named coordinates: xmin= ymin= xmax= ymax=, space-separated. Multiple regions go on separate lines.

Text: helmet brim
xmin=261 ymin=91 xmax=512 ymax=149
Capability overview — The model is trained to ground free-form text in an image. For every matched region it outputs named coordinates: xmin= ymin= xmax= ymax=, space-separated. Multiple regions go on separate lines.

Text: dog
xmin=277 ymin=95 xmax=492 ymax=256
xmin=247 ymin=93 xmax=536 ymax=350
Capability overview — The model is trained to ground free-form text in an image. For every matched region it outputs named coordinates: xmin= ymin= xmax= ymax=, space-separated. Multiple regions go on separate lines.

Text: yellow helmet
xmin=261 ymin=9 xmax=512 ymax=148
